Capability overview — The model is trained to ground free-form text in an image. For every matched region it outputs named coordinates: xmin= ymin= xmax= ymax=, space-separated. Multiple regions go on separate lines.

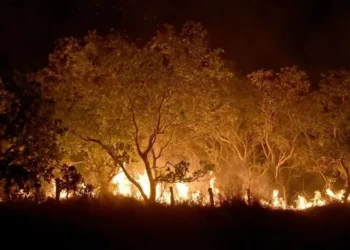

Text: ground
xmin=1 ymin=197 xmax=349 ymax=249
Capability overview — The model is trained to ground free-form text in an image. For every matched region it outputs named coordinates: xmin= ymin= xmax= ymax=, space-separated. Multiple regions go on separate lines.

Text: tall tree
xmin=309 ymin=70 xmax=350 ymax=201
xmin=247 ymin=66 xmax=310 ymax=191
xmin=199 ymin=76 xmax=268 ymax=198
xmin=32 ymin=22 xmax=231 ymax=202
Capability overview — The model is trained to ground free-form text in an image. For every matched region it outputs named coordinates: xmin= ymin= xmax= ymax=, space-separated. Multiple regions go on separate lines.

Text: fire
xmin=191 ymin=190 xmax=201 ymax=201
xmin=112 ymin=172 xmax=133 ymax=197
xmin=271 ymin=190 xmax=286 ymax=209
xmin=176 ymin=183 xmax=189 ymax=200
xmin=209 ymin=171 xmax=220 ymax=194
xmin=296 ymin=195 xmax=310 ymax=210
xmin=257 ymin=188 xmax=348 ymax=210
xmin=111 ymin=170 xmax=219 ymax=205
xmin=326 ymin=188 xmax=345 ymax=201
xmin=312 ymin=191 xmax=326 ymax=206
xmin=46 ymin=167 xmax=350 ymax=211
xmin=51 ymin=180 xmax=71 ymax=200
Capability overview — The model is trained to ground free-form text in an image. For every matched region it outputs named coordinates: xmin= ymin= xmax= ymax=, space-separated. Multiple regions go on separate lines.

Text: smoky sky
xmin=0 ymin=0 xmax=350 ymax=78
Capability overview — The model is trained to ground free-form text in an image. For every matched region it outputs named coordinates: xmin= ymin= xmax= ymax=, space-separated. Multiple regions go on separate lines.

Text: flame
xmin=326 ymin=188 xmax=345 ymax=201
xmin=271 ymin=190 xmax=286 ymax=209
xmin=256 ymin=188 xmax=348 ymax=210
xmin=176 ymin=183 xmax=189 ymax=200
xmin=209 ymin=171 xmax=219 ymax=193
xmin=110 ymin=169 xmax=219 ymax=205
xmin=296 ymin=195 xmax=311 ymax=210
xmin=51 ymin=180 xmax=71 ymax=200
xmin=44 ymin=167 xmax=350 ymax=210
xmin=312 ymin=191 xmax=326 ymax=207
xmin=191 ymin=190 xmax=201 ymax=201
xmin=112 ymin=172 xmax=133 ymax=197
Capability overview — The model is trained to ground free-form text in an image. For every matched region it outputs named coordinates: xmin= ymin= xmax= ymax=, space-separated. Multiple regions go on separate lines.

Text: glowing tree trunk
xmin=341 ymin=159 xmax=350 ymax=203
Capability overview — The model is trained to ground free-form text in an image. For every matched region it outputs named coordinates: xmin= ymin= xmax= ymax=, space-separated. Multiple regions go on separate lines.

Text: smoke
xmin=214 ymin=155 xmax=274 ymax=200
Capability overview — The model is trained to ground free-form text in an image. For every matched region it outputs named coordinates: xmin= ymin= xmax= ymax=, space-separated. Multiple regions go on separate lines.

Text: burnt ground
xmin=0 ymin=197 xmax=349 ymax=250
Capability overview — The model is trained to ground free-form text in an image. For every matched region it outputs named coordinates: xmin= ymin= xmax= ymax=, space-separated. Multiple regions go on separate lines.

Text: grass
xmin=1 ymin=197 xmax=350 ymax=249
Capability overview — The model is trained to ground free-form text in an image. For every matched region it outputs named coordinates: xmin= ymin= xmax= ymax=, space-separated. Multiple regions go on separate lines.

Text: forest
xmin=1 ymin=22 xmax=350 ymax=209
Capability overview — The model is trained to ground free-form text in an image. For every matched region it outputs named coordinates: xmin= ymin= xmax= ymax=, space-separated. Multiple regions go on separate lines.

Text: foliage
xmin=156 ymin=160 xmax=214 ymax=183
xmin=57 ymin=164 xmax=93 ymax=197
xmin=0 ymin=73 xmax=64 ymax=199
xmin=247 ymin=66 xmax=310 ymax=187
xmin=32 ymin=22 xmax=230 ymax=202
xmin=302 ymin=71 xmax=350 ymax=199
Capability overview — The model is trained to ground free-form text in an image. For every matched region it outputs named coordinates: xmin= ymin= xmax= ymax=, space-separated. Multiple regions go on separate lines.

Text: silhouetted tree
xmin=0 ymin=73 xmax=64 ymax=200
xmin=58 ymin=165 xmax=83 ymax=198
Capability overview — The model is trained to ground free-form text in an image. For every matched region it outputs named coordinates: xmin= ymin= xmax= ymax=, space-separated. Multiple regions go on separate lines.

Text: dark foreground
xmin=1 ymin=198 xmax=350 ymax=250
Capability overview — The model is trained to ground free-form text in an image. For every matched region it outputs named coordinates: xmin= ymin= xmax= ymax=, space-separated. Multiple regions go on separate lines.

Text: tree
xmin=55 ymin=164 xmax=92 ymax=199
xmin=197 ymin=67 xmax=310 ymax=201
xmin=247 ymin=66 xmax=310 ymax=191
xmin=80 ymin=146 xmax=118 ymax=196
xmin=308 ymin=70 xmax=350 ymax=202
xmin=0 ymin=73 xmax=63 ymax=200
xmin=197 ymin=76 xmax=268 ymax=199
xmin=32 ymin=22 xmax=231 ymax=203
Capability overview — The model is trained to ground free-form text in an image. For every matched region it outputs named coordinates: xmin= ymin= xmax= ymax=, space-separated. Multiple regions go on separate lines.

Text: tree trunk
xmin=246 ymin=188 xmax=251 ymax=206
xmin=55 ymin=178 xmax=61 ymax=202
xmin=340 ymin=159 xmax=350 ymax=203
xmin=283 ymin=186 xmax=287 ymax=208
xmin=142 ymin=155 xmax=156 ymax=203
xmin=208 ymin=188 xmax=214 ymax=207
xmin=148 ymin=179 xmax=157 ymax=203
xmin=99 ymin=183 xmax=109 ymax=197
xmin=113 ymin=160 xmax=149 ymax=202
xmin=170 ymin=187 xmax=175 ymax=206
xmin=34 ymin=185 xmax=40 ymax=204
xmin=275 ymin=168 xmax=285 ymax=191
xmin=344 ymin=178 xmax=350 ymax=203
xmin=274 ymin=167 xmax=280 ymax=190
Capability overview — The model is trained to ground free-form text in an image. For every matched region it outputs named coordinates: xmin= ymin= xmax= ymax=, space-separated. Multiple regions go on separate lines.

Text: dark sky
xmin=1 ymin=0 xmax=350 ymax=78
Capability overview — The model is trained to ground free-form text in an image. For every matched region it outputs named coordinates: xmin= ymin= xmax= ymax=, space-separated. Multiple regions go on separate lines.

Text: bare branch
xmin=71 ymin=129 xmax=149 ymax=201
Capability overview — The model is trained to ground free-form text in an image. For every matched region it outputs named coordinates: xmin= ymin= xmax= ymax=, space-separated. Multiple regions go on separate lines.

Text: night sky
xmin=1 ymin=0 xmax=350 ymax=78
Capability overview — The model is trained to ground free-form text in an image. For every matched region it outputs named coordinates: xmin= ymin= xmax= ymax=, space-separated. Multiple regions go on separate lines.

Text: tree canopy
xmin=32 ymin=22 xmax=231 ymax=202
xmin=0 ymin=73 xmax=63 ymax=200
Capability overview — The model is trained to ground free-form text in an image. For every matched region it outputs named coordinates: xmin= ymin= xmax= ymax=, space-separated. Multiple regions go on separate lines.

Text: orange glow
xmin=43 ymin=169 xmax=350 ymax=210
xmin=110 ymin=170 xmax=220 ymax=205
